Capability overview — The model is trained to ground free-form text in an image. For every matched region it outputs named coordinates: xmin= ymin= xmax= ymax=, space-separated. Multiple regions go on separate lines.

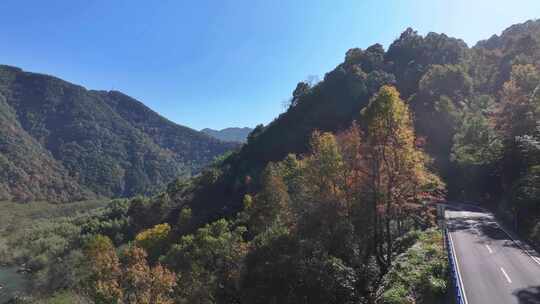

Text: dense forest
xmin=2 ymin=18 xmax=540 ymax=304
xmin=0 ymin=66 xmax=237 ymax=202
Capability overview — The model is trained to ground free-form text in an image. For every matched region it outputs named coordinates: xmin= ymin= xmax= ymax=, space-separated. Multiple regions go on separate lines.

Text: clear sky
xmin=0 ymin=1 xmax=539 ymax=130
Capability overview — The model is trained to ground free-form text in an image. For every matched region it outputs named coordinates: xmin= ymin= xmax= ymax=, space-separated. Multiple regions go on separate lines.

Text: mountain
xmin=0 ymin=65 xmax=237 ymax=202
xmin=158 ymin=19 xmax=540 ymax=221
xmin=5 ymin=18 xmax=540 ymax=304
xmin=73 ymin=19 xmax=540 ymax=304
xmin=201 ymin=127 xmax=253 ymax=143
xmin=119 ymin=18 xmax=540 ymax=301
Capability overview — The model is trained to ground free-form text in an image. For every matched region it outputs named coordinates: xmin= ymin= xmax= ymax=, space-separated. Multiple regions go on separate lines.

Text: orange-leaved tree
xmin=360 ymin=85 xmax=444 ymax=271
xmin=120 ymin=246 xmax=176 ymax=304
xmin=84 ymin=235 xmax=123 ymax=303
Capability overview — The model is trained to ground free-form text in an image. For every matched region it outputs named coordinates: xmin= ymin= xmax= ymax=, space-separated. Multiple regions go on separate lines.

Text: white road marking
xmin=448 ymin=231 xmax=469 ymax=304
xmin=500 ymin=267 xmax=512 ymax=284
xmin=496 ymin=224 xmax=540 ymax=267
xmin=486 ymin=244 xmax=493 ymax=254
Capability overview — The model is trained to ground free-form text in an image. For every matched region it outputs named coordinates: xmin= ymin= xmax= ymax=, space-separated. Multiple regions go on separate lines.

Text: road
xmin=446 ymin=206 xmax=540 ymax=304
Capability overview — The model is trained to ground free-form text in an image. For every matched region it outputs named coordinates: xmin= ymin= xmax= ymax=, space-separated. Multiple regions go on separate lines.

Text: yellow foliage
xmin=305 ymin=131 xmax=345 ymax=200
xmin=135 ymin=223 xmax=171 ymax=244
xmin=84 ymin=235 xmax=123 ymax=303
xmin=121 ymin=246 xmax=177 ymax=304
xmin=363 ymin=85 xmax=443 ymax=202
xmin=135 ymin=223 xmax=171 ymax=259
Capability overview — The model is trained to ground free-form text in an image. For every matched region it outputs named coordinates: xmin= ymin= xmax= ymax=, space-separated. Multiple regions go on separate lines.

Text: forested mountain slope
xmin=0 ymin=66 xmax=237 ymax=202
xmin=4 ymin=19 xmax=540 ymax=304
xmin=99 ymin=90 xmax=238 ymax=171
xmin=179 ymin=28 xmax=473 ymax=218
xmin=118 ymin=18 xmax=540 ymax=302
xmin=0 ymin=94 xmax=89 ymax=202
xmin=203 ymin=19 xmax=540 ymax=217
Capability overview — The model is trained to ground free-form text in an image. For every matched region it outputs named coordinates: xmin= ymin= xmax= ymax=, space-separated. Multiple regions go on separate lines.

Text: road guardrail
xmin=445 ymin=228 xmax=467 ymax=304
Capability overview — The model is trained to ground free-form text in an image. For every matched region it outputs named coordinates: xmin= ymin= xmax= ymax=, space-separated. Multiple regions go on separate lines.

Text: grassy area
xmin=0 ymin=200 xmax=110 ymax=303
xmin=0 ymin=200 xmax=109 ymax=232
xmin=11 ymin=290 xmax=92 ymax=304
xmin=378 ymin=229 xmax=448 ymax=304
xmin=0 ymin=200 xmax=109 ymax=265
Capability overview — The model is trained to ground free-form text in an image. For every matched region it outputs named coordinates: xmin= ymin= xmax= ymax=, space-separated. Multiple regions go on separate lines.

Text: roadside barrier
xmin=445 ymin=228 xmax=467 ymax=304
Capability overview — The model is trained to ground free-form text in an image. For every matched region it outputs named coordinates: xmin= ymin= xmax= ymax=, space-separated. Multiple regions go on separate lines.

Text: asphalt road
xmin=446 ymin=206 xmax=540 ymax=304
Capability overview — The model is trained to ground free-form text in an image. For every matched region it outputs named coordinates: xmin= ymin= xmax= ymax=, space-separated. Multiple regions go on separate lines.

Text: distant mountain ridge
xmin=0 ymin=65 xmax=237 ymax=202
xmin=201 ymin=127 xmax=253 ymax=143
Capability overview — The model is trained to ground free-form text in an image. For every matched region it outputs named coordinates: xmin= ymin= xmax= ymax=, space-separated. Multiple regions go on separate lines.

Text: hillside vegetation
xmin=4 ymin=18 xmax=540 ymax=304
xmin=0 ymin=66 xmax=237 ymax=202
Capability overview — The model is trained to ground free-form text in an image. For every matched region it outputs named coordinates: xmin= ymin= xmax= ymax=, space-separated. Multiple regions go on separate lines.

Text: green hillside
xmin=3 ymin=18 xmax=540 ymax=304
xmin=0 ymin=66 xmax=237 ymax=202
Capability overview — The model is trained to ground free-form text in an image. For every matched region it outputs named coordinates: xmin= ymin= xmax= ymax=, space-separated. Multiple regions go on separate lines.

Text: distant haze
xmin=202 ymin=127 xmax=253 ymax=143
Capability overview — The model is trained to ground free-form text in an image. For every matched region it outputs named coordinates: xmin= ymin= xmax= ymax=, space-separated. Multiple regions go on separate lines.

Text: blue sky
xmin=1 ymin=1 xmax=539 ymax=130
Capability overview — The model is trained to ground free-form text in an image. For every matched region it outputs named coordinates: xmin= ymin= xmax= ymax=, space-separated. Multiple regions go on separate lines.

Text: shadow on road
xmin=447 ymin=217 xmax=525 ymax=251
xmin=514 ymin=286 xmax=540 ymax=304
xmin=446 ymin=203 xmax=540 ymax=303
xmin=445 ymin=203 xmax=485 ymax=213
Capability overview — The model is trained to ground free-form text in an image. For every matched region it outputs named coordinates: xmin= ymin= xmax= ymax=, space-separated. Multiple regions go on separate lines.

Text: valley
xmin=0 ymin=4 xmax=540 ymax=303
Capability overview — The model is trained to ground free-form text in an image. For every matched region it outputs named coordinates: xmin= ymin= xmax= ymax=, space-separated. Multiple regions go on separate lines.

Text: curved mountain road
xmin=446 ymin=206 xmax=540 ymax=304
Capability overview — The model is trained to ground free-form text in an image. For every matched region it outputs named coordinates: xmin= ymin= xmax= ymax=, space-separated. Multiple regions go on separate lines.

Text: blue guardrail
xmin=445 ymin=228 xmax=466 ymax=304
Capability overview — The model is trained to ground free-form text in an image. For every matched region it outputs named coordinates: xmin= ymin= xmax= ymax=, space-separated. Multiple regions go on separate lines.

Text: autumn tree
xmin=84 ymin=235 xmax=176 ymax=304
xmin=120 ymin=246 xmax=176 ymax=304
xmin=495 ymin=64 xmax=540 ymax=190
xmin=83 ymin=235 xmax=123 ymax=304
xmin=361 ymin=85 xmax=443 ymax=272
xmin=335 ymin=122 xmax=365 ymax=216
xmin=135 ymin=223 xmax=171 ymax=261
xmin=293 ymin=131 xmax=360 ymax=258
xmin=242 ymin=163 xmax=293 ymax=236
xmin=304 ymin=131 xmax=346 ymax=202
xmin=496 ymin=64 xmax=540 ymax=139
xmin=238 ymin=87 xmax=443 ymax=303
